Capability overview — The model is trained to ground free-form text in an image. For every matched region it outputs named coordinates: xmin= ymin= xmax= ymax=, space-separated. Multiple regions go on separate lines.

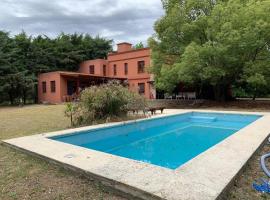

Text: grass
xmin=0 ymin=104 xmax=125 ymax=200
xmin=0 ymin=105 xmax=70 ymax=139
xmin=1 ymin=104 xmax=270 ymax=200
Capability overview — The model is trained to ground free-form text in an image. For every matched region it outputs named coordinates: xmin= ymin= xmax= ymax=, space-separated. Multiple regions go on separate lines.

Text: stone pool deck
xmin=3 ymin=109 xmax=270 ymax=200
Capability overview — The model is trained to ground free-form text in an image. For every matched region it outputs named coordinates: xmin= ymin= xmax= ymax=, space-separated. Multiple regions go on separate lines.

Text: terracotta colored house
xmin=38 ymin=42 xmax=156 ymax=104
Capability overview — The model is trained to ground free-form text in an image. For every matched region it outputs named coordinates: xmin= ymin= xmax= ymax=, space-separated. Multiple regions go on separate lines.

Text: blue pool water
xmin=51 ymin=112 xmax=261 ymax=169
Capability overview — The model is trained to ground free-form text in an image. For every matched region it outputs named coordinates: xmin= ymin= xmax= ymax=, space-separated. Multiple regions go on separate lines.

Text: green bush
xmin=64 ymin=102 xmax=77 ymax=126
xmin=67 ymin=81 xmax=147 ymax=126
xmin=232 ymin=87 xmax=251 ymax=98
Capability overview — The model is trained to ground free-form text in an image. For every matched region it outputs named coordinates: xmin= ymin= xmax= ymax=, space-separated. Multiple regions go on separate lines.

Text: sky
xmin=0 ymin=0 xmax=164 ymax=46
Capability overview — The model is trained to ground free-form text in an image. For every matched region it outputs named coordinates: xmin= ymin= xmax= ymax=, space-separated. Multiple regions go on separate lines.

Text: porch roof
xmin=58 ymin=71 xmax=127 ymax=81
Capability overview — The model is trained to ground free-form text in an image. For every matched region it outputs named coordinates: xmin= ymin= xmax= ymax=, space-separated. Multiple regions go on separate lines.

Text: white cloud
xmin=100 ymin=29 xmax=124 ymax=37
xmin=0 ymin=0 xmax=164 ymax=45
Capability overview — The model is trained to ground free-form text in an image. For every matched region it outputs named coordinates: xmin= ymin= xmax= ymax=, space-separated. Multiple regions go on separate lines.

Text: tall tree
xmin=133 ymin=42 xmax=145 ymax=49
xmin=150 ymin=0 xmax=270 ymax=100
xmin=0 ymin=31 xmax=18 ymax=104
xmin=0 ymin=31 xmax=113 ymax=104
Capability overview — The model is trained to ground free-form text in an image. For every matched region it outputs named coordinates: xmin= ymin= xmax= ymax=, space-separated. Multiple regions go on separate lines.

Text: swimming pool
xmin=52 ymin=112 xmax=261 ymax=169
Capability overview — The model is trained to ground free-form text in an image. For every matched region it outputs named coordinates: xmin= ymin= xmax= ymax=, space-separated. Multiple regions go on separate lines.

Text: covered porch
xmin=59 ymin=72 xmax=127 ymax=102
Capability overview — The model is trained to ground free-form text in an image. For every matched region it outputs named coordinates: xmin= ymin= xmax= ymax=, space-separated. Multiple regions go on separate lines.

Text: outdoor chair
xmin=187 ymin=92 xmax=196 ymax=100
xmin=165 ymin=94 xmax=173 ymax=100
xmin=176 ymin=92 xmax=184 ymax=99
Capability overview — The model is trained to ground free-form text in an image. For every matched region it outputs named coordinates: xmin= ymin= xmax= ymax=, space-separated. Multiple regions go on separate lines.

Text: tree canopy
xmin=0 ymin=31 xmax=112 ymax=104
xmin=133 ymin=42 xmax=145 ymax=49
xmin=150 ymin=0 xmax=270 ymax=100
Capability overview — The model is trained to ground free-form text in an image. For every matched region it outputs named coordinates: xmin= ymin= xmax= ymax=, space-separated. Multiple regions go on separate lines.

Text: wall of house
xmin=38 ymin=72 xmax=62 ymax=104
xmin=79 ymin=59 xmax=109 ymax=76
xmin=60 ymin=75 xmax=68 ymax=99
xmin=128 ymin=78 xmax=152 ymax=98
xmin=107 ymin=48 xmax=152 ymax=99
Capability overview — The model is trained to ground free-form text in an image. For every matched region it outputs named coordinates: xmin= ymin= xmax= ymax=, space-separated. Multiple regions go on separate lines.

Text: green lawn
xmin=0 ymin=105 xmax=70 ymax=139
xmin=0 ymin=104 xmax=270 ymax=200
xmin=0 ymin=105 xmax=125 ymax=200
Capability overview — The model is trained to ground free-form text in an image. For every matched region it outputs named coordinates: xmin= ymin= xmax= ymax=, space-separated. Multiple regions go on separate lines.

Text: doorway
xmin=67 ymin=80 xmax=77 ymax=96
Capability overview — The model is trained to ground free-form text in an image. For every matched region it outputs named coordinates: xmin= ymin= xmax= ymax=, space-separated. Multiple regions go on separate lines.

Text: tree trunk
xmin=23 ymin=90 xmax=26 ymax=105
xmin=213 ymin=84 xmax=230 ymax=102
xmin=70 ymin=114 xmax=73 ymax=127
xmin=8 ymin=92 xmax=14 ymax=105
xmin=252 ymin=89 xmax=257 ymax=101
xmin=34 ymin=84 xmax=38 ymax=104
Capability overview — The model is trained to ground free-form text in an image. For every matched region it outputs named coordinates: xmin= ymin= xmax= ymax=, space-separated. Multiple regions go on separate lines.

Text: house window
xmin=89 ymin=65 xmax=95 ymax=74
xmin=138 ymin=83 xmax=145 ymax=95
xmin=138 ymin=61 xmax=145 ymax=74
xmin=113 ymin=64 xmax=117 ymax=76
xmin=124 ymin=63 xmax=128 ymax=75
xmin=50 ymin=81 xmax=56 ymax=93
xmin=103 ymin=65 xmax=106 ymax=76
xmin=42 ymin=81 xmax=46 ymax=93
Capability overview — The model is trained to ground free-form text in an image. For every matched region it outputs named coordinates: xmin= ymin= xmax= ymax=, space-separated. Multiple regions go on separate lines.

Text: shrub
xmin=64 ymin=102 xmax=77 ymax=126
xmin=127 ymin=92 xmax=147 ymax=111
xmin=67 ymin=81 xmax=147 ymax=126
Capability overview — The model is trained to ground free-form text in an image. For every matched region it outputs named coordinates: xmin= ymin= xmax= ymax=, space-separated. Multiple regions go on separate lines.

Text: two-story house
xmin=38 ymin=42 xmax=156 ymax=104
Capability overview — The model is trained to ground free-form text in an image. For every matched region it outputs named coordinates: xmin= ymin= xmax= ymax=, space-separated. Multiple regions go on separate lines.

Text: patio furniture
xmin=165 ymin=94 xmax=173 ymax=100
xmin=63 ymin=95 xmax=72 ymax=102
xmin=129 ymin=106 xmax=166 ymax=115
xmin=184 ymin=92 xmax=196 ymax=100
xmin=63 ymin=93 xmax=80 ymax=102
xmin=176 ymin=92 xmax=184 ymax=99
xmin=144 ymin=106 xmax=166 ymax=115
xmin=188 ymin=92 xmax=196 ymax=99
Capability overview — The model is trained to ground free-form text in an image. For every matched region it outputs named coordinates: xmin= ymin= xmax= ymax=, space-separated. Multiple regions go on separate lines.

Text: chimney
xmin=117 ymin=42 xmax=132 ymax=53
